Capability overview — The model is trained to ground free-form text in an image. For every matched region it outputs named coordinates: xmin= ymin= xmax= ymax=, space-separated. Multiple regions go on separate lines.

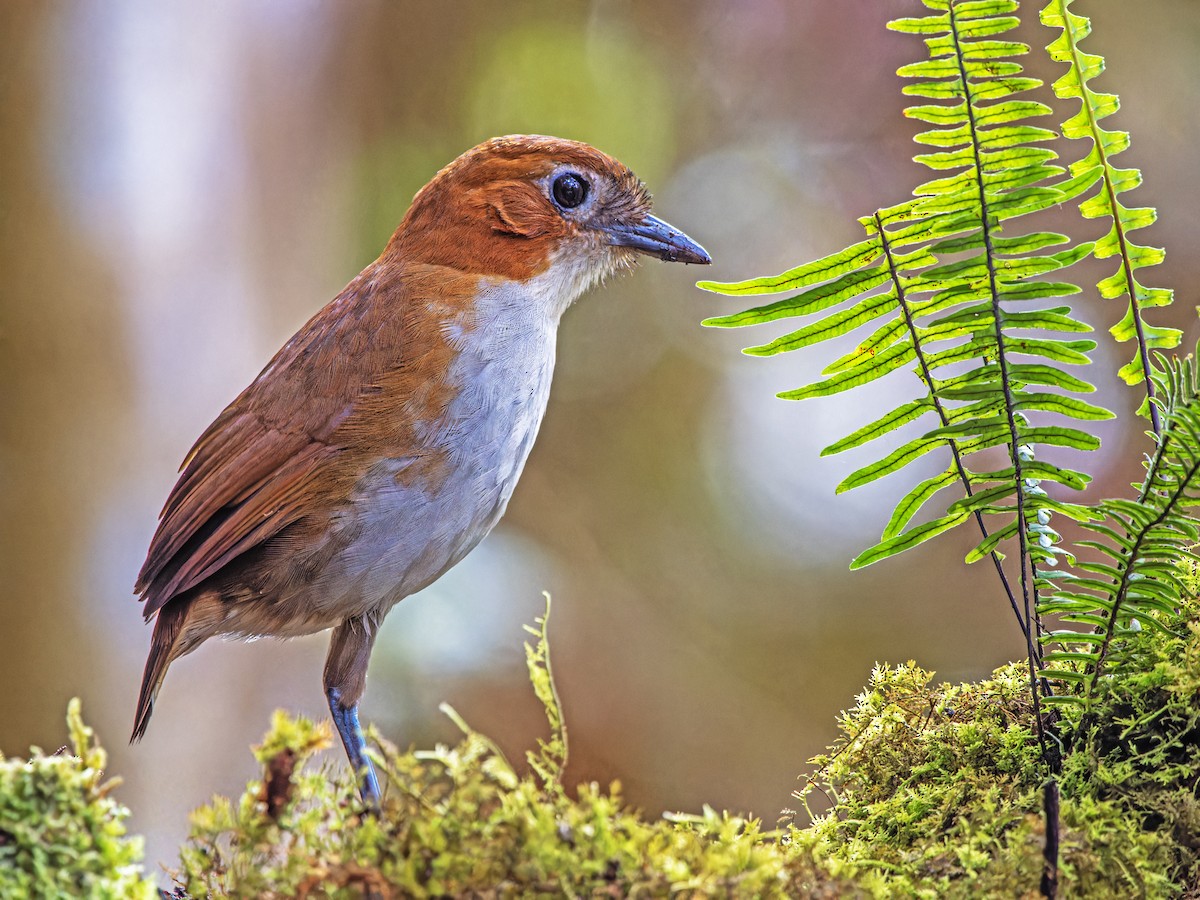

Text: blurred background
xmin=2 ymin=0 xmax=1198 ymax=874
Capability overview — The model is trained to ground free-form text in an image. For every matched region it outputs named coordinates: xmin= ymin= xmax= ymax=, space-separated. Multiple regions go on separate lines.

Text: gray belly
xmin=324 ymin=388 xmax=549 ymax=619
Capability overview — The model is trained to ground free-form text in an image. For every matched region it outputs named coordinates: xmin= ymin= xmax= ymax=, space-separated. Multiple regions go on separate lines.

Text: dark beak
xmin=603 ymin=214 xmax=712 ymax=265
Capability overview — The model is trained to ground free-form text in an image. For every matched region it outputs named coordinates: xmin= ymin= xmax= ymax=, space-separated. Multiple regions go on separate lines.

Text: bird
xmin=131 ymin=134 xmax=710 ymax=805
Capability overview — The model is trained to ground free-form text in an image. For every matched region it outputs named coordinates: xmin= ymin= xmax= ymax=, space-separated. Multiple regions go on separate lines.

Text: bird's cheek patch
xmin=486 ymin=184 xmax=558 ymax=238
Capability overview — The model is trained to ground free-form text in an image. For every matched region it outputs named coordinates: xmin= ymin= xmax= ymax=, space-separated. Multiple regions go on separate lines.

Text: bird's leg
xmin=326 ymin=686 xmax=381 ymax=808
xmin=324 ymin=615 xmax=382 ymax=808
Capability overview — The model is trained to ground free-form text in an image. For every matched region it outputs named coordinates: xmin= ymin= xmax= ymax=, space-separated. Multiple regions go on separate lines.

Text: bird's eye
xmin=552 ymin=173 xmax=588 ymax=209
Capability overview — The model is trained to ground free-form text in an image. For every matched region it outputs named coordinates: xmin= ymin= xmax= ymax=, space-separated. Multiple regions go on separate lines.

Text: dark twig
xmin=1040 ymin=780 xmax=1061 ymax=899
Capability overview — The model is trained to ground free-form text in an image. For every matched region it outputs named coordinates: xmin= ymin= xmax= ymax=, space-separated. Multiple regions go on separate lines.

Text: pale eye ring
xmin=552 ymin=172 xmax=588 ymax=209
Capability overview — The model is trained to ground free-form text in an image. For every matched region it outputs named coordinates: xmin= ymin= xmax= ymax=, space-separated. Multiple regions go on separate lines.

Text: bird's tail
xmin=131 ymin=599 xmax=188 ymax=742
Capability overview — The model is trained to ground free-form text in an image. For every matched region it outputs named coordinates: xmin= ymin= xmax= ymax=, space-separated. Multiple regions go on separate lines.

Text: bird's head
xmin=389 ymin=135 xmax=710 ymax=309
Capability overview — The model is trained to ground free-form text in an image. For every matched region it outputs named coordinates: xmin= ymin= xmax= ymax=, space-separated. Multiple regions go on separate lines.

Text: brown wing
xmin=136 ymin=263 xmax=394 ymax=618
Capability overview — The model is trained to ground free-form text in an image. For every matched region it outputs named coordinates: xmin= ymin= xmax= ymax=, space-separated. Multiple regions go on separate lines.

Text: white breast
xmin=318 ymin=270 xmax=575 ymax=621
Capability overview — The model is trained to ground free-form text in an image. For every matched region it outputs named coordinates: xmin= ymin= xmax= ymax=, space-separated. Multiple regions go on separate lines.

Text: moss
xmin=173 ymin=724 xmax=853 ymax=898
xmin=0 ymin=699 xmax=157 ymax=899
xmin=169 ymin=607 xmax=856 ymax=898
xmin=7 ymin=599 xmax=1198 ymax=897
xmin=789 ymin=593 xmax=1200 ymax=897
xmin=1062 ymin=592 xmax=1200 ymax=891
xmin=789 ymin=662 xmax=1181 ymax=898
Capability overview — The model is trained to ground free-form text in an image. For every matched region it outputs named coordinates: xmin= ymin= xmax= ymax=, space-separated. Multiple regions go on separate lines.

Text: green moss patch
xmin=0 ymin=699 xmax=156 ymax=899
xmin=4 ymin=598 xmax=1196 ymax=897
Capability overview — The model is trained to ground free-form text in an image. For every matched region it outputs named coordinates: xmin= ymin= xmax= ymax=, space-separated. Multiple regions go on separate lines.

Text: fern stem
xmin=1029 ymin=558 xmax=1054 ymax=700
xmin=873 ymin=211 xmax=1029 ymax=646
xmin=1048 ymin=0 xmax=1160 ymax=434
xmin=948 ymin=0 xmax=1048 ymax=750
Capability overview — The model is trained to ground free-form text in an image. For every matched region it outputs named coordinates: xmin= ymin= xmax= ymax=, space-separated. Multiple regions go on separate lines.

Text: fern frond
xmin=700 ymin=4 xmax=1133 ymax=701
xmin=1038 ymin=351 xmax=1200 ymax=706
xmin=702 ymin=2 xmax=1112 ymax=611
xmin=1041 ymin=0 xmax=1179 ymax=430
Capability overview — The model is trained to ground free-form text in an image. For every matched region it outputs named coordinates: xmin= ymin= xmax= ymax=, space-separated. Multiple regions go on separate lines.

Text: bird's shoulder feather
xmin=135 ymin=260 xmax=481 ymax=617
